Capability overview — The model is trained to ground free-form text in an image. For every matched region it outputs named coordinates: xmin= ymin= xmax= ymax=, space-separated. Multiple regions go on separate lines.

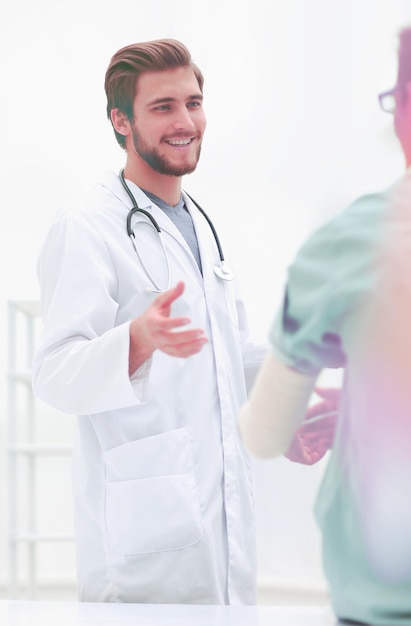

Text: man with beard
xmin=32 ymin=38 xmax=266 ymax=605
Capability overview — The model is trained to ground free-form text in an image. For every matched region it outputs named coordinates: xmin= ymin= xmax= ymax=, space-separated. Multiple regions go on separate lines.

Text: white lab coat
xmin=32 ymin=171 xmax=264 ymax=605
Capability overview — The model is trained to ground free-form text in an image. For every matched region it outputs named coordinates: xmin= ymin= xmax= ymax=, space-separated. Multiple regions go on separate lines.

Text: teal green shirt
xmin=270 ymin=174 xmax=411 ymax=625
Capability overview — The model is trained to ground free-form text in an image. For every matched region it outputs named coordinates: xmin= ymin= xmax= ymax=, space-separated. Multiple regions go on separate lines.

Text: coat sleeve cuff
xmin=129 ymin=356 xmax=153 ymax=403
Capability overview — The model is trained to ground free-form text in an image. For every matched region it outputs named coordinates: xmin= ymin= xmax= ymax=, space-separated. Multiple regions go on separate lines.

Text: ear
xmin=110 ymin=108 xmax=131 ymax=138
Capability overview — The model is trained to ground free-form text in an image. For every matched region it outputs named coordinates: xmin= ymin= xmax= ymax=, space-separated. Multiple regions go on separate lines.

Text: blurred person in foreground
xmin=238 ymin=26 xmax=411 ymax=626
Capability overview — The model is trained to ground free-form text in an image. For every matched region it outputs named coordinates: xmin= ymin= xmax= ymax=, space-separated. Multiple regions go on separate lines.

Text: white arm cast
xmin=237 ymin=352 xmax=317 ymax=458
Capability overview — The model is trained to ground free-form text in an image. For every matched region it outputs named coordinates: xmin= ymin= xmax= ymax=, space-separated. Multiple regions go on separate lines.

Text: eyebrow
xmin=147 ymin=94 xmax=204 ymax=106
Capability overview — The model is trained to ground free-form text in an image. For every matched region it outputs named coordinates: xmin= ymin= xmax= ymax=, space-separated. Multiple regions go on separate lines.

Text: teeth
xmin=167 ymin=138 xmax=192 ymax=145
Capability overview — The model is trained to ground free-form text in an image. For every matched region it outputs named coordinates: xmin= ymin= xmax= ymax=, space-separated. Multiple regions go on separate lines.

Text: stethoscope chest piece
xmin=214 ymin=262 xmax=234 ymax=281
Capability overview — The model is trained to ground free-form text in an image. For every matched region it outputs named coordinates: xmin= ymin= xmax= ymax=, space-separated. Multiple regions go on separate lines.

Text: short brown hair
xmin=104 ymin=39 xmax=204 ymax=148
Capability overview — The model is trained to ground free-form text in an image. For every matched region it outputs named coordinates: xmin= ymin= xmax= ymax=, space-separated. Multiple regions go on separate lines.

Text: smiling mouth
xmin=165 ymin=137 xmax=194 ymax=146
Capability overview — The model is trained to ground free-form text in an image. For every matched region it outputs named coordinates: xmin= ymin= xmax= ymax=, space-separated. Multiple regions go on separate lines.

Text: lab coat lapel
xmin=184 ymin=193 xmax=222 ymax=287
xmin=104 ymin=171 xmax=201 ymax=277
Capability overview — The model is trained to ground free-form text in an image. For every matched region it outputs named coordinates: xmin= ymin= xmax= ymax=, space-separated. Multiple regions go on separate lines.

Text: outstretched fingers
xmin=158 ymin=326 xmax=208 ymax=356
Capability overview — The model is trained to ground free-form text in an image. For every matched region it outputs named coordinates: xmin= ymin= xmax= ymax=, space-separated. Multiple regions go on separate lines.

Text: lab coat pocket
xmin=104 ymin=428 xmax=204 ymax=555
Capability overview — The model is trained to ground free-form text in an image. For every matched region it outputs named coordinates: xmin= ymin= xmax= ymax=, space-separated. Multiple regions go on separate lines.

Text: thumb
xmin=155 ymin=281 xmax=185 ymax=310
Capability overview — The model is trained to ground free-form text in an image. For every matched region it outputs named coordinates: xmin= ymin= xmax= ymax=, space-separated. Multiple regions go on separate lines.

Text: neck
xmin=123 ymin=158 xmax=182 ymax=206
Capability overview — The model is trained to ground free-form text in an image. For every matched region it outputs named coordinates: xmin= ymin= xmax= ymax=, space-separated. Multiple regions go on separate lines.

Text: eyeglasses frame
xmin=378 ymin=85 xmax=406 ymax=113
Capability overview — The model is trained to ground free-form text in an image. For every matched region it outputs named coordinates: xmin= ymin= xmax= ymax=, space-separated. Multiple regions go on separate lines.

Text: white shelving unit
xmin=7 ymin=300 xmax=74 ymax=598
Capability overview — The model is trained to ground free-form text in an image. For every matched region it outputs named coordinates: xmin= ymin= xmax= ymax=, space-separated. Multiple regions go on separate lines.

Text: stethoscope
xmin=120 ymin=168 xmax=234 ymax=293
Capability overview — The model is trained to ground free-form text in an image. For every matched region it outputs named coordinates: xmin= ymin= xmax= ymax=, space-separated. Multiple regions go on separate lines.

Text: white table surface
xmin=0 ymin=601 xmax=339 ymax=626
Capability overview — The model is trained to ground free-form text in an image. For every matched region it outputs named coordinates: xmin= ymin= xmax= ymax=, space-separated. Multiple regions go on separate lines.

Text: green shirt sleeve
xmin=269 ymin=193 xmax=386 ymax=375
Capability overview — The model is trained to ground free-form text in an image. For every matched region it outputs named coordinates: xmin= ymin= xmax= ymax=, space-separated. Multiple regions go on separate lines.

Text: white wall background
xmin=1 ymin=0 xmax=410 ymax=598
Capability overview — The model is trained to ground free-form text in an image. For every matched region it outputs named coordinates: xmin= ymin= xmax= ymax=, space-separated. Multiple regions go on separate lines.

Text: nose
xmin=172 ymin=105 xmax=196 ymax=131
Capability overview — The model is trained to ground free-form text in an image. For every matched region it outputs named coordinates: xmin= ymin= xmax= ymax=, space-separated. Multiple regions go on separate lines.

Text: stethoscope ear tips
xmin=144 ymin=286 xmax=154 ymax=295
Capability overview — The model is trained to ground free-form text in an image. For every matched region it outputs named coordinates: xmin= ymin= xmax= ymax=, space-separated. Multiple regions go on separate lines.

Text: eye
xmin=187 ymin=100 xmax=202 ymax=109
xmin=154 ymin=103 xmax=171 ymax=111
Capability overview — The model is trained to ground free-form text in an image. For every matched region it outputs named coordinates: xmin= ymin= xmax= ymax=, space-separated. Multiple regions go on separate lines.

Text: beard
xmin=131 ymin=127 xmax=202 ymax=176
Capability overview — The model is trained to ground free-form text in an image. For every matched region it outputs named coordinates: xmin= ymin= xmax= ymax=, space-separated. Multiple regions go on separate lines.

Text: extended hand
xmin=129 ymin=282 xmax=208 ymax=374
xmin=284 ymin=387 xmax=340 ymax=465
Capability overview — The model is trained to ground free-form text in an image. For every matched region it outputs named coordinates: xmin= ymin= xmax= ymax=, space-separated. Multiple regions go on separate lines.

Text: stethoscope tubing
xmin=127 ymin=207 xmax=161 ymax=237
xmin=119 ymin=168 xmax=233 ymax=291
